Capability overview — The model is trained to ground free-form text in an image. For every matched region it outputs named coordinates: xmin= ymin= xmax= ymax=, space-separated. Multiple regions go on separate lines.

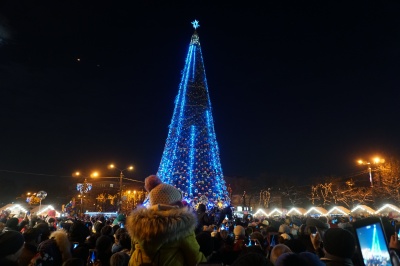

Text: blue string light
xmin=157 ymin=26 xmax=230 ymax=208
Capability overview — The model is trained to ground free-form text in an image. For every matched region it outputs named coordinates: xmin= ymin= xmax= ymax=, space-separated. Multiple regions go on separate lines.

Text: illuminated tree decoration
xmin=76 ymin=179 xmax=92 ymax=194
xmin=157 ymin=21 xmax=230 ymax=208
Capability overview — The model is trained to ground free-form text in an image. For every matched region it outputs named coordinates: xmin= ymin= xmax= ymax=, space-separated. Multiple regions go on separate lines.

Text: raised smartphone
xmin=353 ymin=217 xmax=392 ymax=266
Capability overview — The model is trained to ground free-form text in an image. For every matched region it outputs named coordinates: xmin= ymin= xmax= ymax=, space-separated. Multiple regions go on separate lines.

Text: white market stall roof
xmin=287 ymin=207 xmax=308 ymax=216
xmin=0 ymin=204 xmax=28 ymax=215
xmin=253 ymin=209 xmax=268 ymax=217
xmin=31 ymin=205 xmax=61 ymax=217
xmin=375 ymin=204 xmax=400 ymax=215
xmin=350 ymin=205 xmax=376 ymax=215
xmin=268 ymin=208 xmax=284 ymax=216
xmin=305 ymin=207 xmax=328 ymax=216
xmin=327 ymin=206 xmax=351 ymax=216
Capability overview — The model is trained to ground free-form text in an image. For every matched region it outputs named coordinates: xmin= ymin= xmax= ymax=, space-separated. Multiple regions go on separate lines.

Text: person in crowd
xmin=33 ymin=222 xmax=51 ymax=242
xmin=0 ymin=230 xmax=24 ymax=266
xmin=86 ymin=220 xmax=105 ymax=249
xmin=270 ymin=243 xmax=292 ymax=265
xmin=112 ymin=214 xmax=126 ymax=228
xmin=101 ymin=225 xmax=115 ymax=242
xmin=95 ymin=235 xmax=113 ymax=266
xmin=29 ymin=230 xmax=72 ymax=266
xmin=207 ymin=227 xmax=235 ymax=265
xmin=110 ymin=252 xmax=129 ymax=266
xmin=274 ymin=251 xmax=324 ymax=266
xmin=196 ymin=203 xmax=211 ymax=234
xmin=47 ymin=218 xmax=57 ymax=232
xmin=112 ymin=228 xmax=128 ymax=253
xmin=314 ymin=228 xmax=356 ymax=266
xmin=126 ymin=175 xmax=206 ymax=266
xmin=68 ymin=221 xmax=91 ymax=263
xmin=116 ymin=232 xmax=131 ymax=257
xmin=196 ymin=225 xmax=214 ymax=258
xmin=62 ymin=258 xmax=84 ymax=266
xmin=3 ymin=217 xmax=20 ymax=232
xmin=19 ymin=228 xmax=43 ymax=266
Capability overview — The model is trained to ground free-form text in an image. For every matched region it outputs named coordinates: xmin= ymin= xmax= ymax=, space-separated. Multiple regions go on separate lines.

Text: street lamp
xmin=72 ymin=171 xmax=94 ymax=214
xmin=357 ymin=157 xmax=385 ymax=187
xmin=108 ymin=164 xmax=134 ymax=212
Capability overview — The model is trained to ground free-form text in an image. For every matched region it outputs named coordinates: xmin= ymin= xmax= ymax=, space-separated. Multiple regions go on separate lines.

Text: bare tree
xmin=259 ymin=189 xmax=271 ymax=208
xmin=374 ymin=157 xmax=400 ymax=204
xmin=309 ymin=183 xmax=333 ymax=207
xmin=281 ymin=185 xmax=305 ymax=207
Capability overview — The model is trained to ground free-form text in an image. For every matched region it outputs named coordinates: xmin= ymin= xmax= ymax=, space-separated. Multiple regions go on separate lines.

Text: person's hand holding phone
xmin=310 ymin=231 xmax=322 ymax=251
xmin=390 ymin=231 xmax=400 ymax=251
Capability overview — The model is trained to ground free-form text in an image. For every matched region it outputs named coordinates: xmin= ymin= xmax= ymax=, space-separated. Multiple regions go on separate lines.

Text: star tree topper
xmin=191 ymin=20 xmax=200 ymax=30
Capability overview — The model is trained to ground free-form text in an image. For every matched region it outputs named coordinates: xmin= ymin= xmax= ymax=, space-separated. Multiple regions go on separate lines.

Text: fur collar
xmin=126 ymin=206 xmax=197 ymax=244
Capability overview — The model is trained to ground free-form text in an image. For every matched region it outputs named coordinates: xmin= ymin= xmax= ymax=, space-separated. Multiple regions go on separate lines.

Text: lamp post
xmin=73 ymin=171 xmax=94 ymax=214
xmin=357 ymin=157 xmax=385 ymax=187
xmin=108 ymin=164 xmax=134 ymax=212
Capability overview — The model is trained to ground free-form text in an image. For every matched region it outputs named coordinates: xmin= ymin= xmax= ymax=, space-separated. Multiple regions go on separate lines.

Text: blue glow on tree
xmin=157 ymin=21 xmax=230 ymax=208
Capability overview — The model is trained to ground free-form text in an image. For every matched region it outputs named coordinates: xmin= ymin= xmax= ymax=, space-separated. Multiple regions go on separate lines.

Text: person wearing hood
xmin=126 ymin=175 xmax=206 ymax=266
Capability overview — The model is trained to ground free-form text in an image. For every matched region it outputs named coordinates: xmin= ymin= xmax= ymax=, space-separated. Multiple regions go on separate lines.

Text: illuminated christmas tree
xmin=157 ymin=20 xmax=230 ymax=208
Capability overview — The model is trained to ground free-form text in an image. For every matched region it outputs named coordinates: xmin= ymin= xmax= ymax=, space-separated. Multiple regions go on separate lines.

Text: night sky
xmin=1 ymin=1 xmax=400 ymax=203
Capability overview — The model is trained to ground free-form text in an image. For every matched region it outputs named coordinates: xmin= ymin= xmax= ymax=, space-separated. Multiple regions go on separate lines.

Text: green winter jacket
xmin=127 ymin=204 xmax=207 ymax=266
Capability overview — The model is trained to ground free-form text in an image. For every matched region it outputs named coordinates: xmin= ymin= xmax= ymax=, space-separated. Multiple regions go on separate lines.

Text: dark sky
xmin=1 ymin=1 xmax=400 ymax=203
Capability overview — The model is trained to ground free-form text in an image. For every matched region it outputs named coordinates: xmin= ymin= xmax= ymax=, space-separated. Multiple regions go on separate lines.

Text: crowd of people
xmin=1 ymin=175 xmax=400 ymax=266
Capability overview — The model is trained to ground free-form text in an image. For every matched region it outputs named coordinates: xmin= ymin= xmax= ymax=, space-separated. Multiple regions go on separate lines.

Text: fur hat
xmin=323 ymin=228 xmax=356 ymax=259
xmin=149 ymin=183 xmax=182 ymax=206
xmin=233 ymin=225 xmax=245 ymax=236
xmin=0 ymin=231 xmax=24 ymax=257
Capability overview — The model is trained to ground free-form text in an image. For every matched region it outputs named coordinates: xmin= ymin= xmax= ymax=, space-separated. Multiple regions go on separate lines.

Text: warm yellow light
xmin=134 ymin=190 xmax=136 ymax=194
xmin=128 ymin=190 xmax=131 ymax=194
xmin=74 ymin=171 xmax=81 ymax=176
xmin=91 ymin=172 xmax=99 ymax=178
xmin=108 ymin=164 xmax=115 ymax=169
xmin=373 ymin=157 xmax=380 ymax=163
xmin=357 ymin=160 xmax=363 ymax=165
xmin=128 ymin=166 xmax=134 ymax=170
xmin=27 ymin=192 xmax=31 ymax=195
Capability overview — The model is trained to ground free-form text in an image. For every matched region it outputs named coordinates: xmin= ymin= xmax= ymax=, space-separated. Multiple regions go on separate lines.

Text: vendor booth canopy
xmin=305 ymin=207 xmax=328 ymax=216
xmin=375 ymin=204 xmax=400 ymax=216
xmin=31 ymin=205 xmax=61 ymax=217
xmin=287 ymin=207 xmax=307 ymax=216
xmin=268 ymin=208 xmax=284 ymax=216
xmin=0 ymin=204 xmax=28 ymax=215
xmin=327 ymin=206 xmax=351 ymax=216
xmin=350 ymin=205 xmax=376 ymax=216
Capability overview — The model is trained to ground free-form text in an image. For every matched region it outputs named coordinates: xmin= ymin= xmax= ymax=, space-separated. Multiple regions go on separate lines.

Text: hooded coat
xmin=126 ymin=205 xmax=206 ymax=266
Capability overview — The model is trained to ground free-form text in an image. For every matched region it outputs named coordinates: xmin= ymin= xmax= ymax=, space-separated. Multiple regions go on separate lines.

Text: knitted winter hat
xmin=323 ymin=228 xmax=356 ymax=259
xmin=149 ymin=183 xmax=182 ymax=206
xmin=0 ymin=231 xmax=24 ymax=257
xmin=233 ymin=225 xmax=245 ymax=236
